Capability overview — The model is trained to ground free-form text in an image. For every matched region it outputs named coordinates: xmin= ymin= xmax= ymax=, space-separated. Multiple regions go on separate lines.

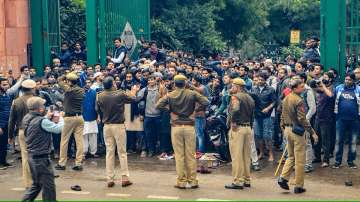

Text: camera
xmin=309 ymin=78 xmax=330 ymax=88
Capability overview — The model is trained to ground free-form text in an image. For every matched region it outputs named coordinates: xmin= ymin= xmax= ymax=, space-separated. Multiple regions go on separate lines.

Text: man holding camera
xmin=312 ymin=72 xmax=335 ymax=167
xmin=278 ymin=77 xmax=318 ymax=194
xmin=22 ymin=97 xmax=64 ymax=202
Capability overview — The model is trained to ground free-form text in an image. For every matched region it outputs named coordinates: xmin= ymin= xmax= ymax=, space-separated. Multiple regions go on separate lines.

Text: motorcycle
xmin=205 ymin=105 xmax=231 ymax=162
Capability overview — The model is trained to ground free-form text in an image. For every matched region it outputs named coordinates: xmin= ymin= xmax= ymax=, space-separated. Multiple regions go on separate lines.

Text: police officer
xmin=278 ymin=77 xmax=318 ymax=194
xmin=96 ymin=76 xmax=138 ymax=188
xmin=8 ymin=79 xmax=36 ymax=188
xmin=55 ymin=72 xmax=85 ymax=171
xmin=156 ymin=74 xmax=209 ymax=189
xmin=22 ymin=97 xmax=63 ymax=201
xmin=225 ymin=78 xmax=255 ymax=189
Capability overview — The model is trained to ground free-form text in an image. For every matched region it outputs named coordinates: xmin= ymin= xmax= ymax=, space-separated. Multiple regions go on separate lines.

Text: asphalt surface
xmin=0 ymin=150 xmax=359 ymax=201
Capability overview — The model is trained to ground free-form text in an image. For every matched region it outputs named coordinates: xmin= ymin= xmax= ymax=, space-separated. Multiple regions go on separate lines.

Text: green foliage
xmin=56 ymin=0 xmax=320 ymax=56
xmin=150 ymin=0 xmax=226 ymax=54
xmin=280 ymin=45 xmax=304 ymax=60
xmin=237 ymin=36 xmax=264 ymax=59
xmin=60 ymin=0 xmax=86 ymax=45
xmin=262 ymin=0 xmax=320 ymax=45
xmin=150 ymin=0 xmax=320 ymax=54
xmin=215 ymin=0 xmax=269 ymax=49
xmin=151 ymin=19 xmax=182 ymax=50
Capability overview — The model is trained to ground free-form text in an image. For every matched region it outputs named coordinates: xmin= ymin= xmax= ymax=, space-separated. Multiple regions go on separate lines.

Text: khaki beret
xmin=27 ymin=96 xmax=46 ymax=110
xmin=21 ymin=79 xmax=36 ymax=89
xmin=66 ymin=72 xmax=79 ymax=81
xmin=174 ymin=74 xmax=187 ymax=81
xmin=232 ymin=78 xmax=246 ymax=86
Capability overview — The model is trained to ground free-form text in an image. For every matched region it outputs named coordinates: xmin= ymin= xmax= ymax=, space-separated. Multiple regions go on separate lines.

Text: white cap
xmin=94 ymin=72 xmax=103 ymax=79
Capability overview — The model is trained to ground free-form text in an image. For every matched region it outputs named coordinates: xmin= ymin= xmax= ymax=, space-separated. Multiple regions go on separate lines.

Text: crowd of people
xmin=0 ymin=36 xmax=359 ymax=200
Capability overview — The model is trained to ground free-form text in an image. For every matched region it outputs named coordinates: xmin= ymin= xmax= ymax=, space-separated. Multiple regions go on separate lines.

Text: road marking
xmin=106 ymin=193 xmax=131 ymax=197
xmin=61 ymin=190 xmax=90 ymax=195
xmin=197 ymin=198 xmax=230 ymax=201
xmin=11 ymin=188 xmax=25 ymax=191
xmin=147 ymin=195 xmax=180 ymax=200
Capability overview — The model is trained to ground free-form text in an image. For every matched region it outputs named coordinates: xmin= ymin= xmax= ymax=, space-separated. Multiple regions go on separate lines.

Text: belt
xmin=172 ymin=123 xmax=194 ymax=127
xmin=30 ymin=154 xmax=50 ymax=159
xmin=233 ymin=123 xmax=251 ymax=127
xmin=65 ymin=113 xmax=82 ymax=117
xmin=172 ymin=120 xmax=195 ymax=126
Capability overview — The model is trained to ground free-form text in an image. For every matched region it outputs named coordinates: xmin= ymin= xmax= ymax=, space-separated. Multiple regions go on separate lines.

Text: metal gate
xmin=86 ymin=0 xmax=151 ymax=66
xmin=346 ymin=0 xmax=360 ymax=70
xmin=30 ymin=0 xmax=60 ymax=74
xmin=321 ymin=0 xmax=360 ymax=79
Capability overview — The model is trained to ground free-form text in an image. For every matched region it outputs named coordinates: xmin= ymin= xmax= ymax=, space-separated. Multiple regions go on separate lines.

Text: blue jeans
xmin=127 ymin=131 xmax=145 ymax=151
xmin=335 ymin=119 xmax=359 ymax=164
xmin=97 ymin=123 xmax=105 ymax=146
xmin=144 ymin=116 xmax=161 ymax=153
xmin=254 ymin=117 xmax=273 ymax=141
xmin=195 ymin=117 xmax=206 ymax=153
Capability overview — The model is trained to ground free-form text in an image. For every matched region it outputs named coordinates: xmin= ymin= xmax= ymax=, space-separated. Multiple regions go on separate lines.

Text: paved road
xmin=0 ymin=153 xmax=359 ymax=201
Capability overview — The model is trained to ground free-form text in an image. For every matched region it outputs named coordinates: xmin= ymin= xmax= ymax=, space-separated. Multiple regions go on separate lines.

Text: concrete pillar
xmin=0 ymin=0 xmax=30 ymax=76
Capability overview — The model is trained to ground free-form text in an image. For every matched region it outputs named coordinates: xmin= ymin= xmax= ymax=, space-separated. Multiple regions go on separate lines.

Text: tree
xmin=215 ymin=0 xmax=269 ymax=49
xmin=150 ymin=0 xmax=226 ymax=54
xmin=262 ymin=0 xmax=320 ymax=45
xmin=60 ymin=0 xmax=86 ymax=46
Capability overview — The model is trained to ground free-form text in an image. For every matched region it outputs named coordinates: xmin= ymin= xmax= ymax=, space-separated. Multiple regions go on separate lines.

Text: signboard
xmin=290 ymin=30 xmax=300 ymax=44
xmin=121 ymin=22 xmax=138 ymax=56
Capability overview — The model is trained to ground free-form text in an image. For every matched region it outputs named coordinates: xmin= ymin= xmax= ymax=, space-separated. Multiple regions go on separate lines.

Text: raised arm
xmin=41 ymin=118 xmax=64 ymax=134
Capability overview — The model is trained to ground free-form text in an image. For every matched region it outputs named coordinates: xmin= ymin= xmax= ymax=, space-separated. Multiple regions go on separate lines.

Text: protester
xmin=1 ymin=36 xmax=360 ymax=198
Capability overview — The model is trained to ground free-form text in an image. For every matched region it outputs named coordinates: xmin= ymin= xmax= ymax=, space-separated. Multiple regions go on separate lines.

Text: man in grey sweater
xmin=22 ymin=97 xmax=64 ymax=202
xmin=137 ymin=74 xmax=167 ymax=157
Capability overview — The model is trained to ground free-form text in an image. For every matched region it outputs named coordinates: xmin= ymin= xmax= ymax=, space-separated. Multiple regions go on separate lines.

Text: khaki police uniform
xmin=280 ymin=92 xmax=316 ymax=188
xmin=227 ymin=78 xmax=255 ymax=186
xmin=156 ymin=74 xmax=209 ymax=188
xmin=58 ymin=73 xmax=85 ymax=167
xmin=96 ymin=88 xmax=135 ymax=183
xmin=8 ymin=79 xmax=36 ymax=188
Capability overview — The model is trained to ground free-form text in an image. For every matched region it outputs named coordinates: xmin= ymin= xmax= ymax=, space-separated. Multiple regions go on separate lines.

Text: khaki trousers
xmin=104 ymin=124 xmax=129 ymax=182
xmin=281 ymin=127 xmax=306 ymax=187
xmin=58 ymin=116 xmax=84 ymax=166
xmin=229 ymin=126 xmax=251 ymax=185
xmin=19 ymin=129 xmax=33 ymax=188
xmin=171 ymin=125 xmax=197 ymax=186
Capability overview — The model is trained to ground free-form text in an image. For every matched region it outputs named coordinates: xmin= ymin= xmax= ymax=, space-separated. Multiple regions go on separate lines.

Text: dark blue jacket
xmin=60 ymin=50 xmax=72 ymax=68
xmin=82 ymin=88 xmax=97 ymax=122
xmin=0 ymin=92 xmax=13 ymax=129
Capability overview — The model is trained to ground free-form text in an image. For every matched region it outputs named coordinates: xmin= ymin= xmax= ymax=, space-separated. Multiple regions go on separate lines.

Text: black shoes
xmin=225 ymin=183 xmax=244 ymax=190
xmin=244 ymin=183 xmax=251 ymax=188
xmin=0 ymin=162 xmax=15 ymax=170
xmin=277 ymin=177 xmax=290 ymax=190
xmin=72 ymin=165 xmax=83 ymax=171
xmin=252 ymin=164 xmax=261 ymax=171
xmin=55 ymin=164 xmax=83 ymax=171
xmin=348 ymin=162 xmax=357 ymax=169
xmin=54 ymin=164 xmax=66 ymax=170
xmin=174 ymin=185 xmax=186 ymax=189
xmin=189 ymin=184 xmax=199 ymax=189
xmin=332 ymin=163 xmax=341 ymax=169
xmin=294 ymin=187 xmax=306 ymax=194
